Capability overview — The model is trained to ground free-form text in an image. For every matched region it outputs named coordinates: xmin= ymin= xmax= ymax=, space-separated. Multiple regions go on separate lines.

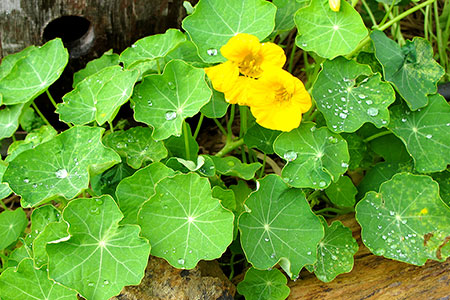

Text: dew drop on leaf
xmin=95 ymin=198 xmax=104 ymax=205
xmin=24 ymin=178 xmax=30 ymax=183
xmin=168 ymin=82 xmax=176 ymax=90
xmin=165 ymin=111 xmax=177 ymax=121
xmin=341 ymin=162 xmax=349 ymax=168
xmin=367 ymin=107 xmax=379 ymax=117
xmin=264 ymin=238 xmax=269 ymax=242
xmin=426 ymin=134 xmax=432 ymax=139
xmin=177 ymin=258 xmax=185 ymax=265
xmin=55 ymin=169 xmax=68 ymax=179
xmin=365 ymin=100 xmax=373 ymax=105
xmin=206 ymin=48 xmax=218 ymax=56
xmin=283 ymin=150 xmax=297 ymax=162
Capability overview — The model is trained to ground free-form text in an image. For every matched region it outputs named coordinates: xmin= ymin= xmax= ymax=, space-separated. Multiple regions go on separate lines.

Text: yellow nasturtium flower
xmin=248 ymin=68 xmax=311 ymax=132
xmin=329 ymin=0 xmax=341 ymax=12
xmin=205 ymin=33 xmax=286 ymax=105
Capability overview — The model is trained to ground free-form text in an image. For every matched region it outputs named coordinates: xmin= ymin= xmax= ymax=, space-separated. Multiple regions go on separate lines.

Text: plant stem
xmin=156 ymin=60 xmax=161 ymax=74
xmin=288 ymin=43 xmax=297 ymax=74
xmin=0 ymin=200 xmax=9 ymax=211
xmin=259 ymin=153 xmax=267 ymax=178
xmin=215 ymin=138 xmax=244 ymax=157
xmin=434 ymin=0 xmax=447 ymax=70
xmin=361 ymin=0 xmax=378 ymax=27
xmin=193 ymin=113 xmax=204 ymax=140
xmin=183 ymin=120 xmax=191 ymax=160
xmin=363 ymin=130 xmax=391 ymax=143
xmin=253 ymin=150 xmax=282 ymax=176
xmin=45 ymin=89 xmax=58 ymax=109
xmin=109 ymin=121 xmax=114 ymax=133
xmin=239 ymin=106 xmax=248 ymax=138
xmin=378 ymin=0 xmax=396 ymax=29
xmin=31 ymin=102 xmax=51 ymax=127
xmin=213 ymin=118 xmax=228 ymax=136
xmin=227 ymin=104 xmax=236 ymax=142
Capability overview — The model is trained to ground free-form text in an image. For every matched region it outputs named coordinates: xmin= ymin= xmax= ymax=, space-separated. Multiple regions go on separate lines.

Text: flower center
xmin=238 ymin=53 xmax=263 ymax=77
xmin=275 ymin=87 xmax=291 ymax=103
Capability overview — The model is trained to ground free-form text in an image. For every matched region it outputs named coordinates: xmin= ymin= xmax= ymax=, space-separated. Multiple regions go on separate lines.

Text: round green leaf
xmin=356 ymin=173 xmax=450 ymax=265
xmin=273 ymin=0 xmax=308 ymax=34
xmin=273 ymin=122 xmax=349 ymax=189
xmin=432 ymin=171 xmax=450 ymax=207
xmin=325 ymin=175 xmax=357 ymax=207
xmin=0 ymin=258 xmax=77 ymax=300
xmin=3 ymin=126 xmax=121 ymax=207
xmin=115 ymin=162 xmax=176 ymax=225
xmin=388 ymin=94 xmax=450 ymax=173
xmin=47 ymin=195 xmax=150 ymax=300
xmin=0 ymin=103 xmax=25 ymax=140
xmin=90 ymin=162 xmax=135 ymax=199
xmin=200 ymin=81 xmax=229 ymax=118
xmin=0 ymin=208 xmax=27 ymax=250
xmin=0 ymin=46 xmax=36 ymax=81
xmin=0 ymin=39 xmax=68 ymax=105
xmin=244 ymin=123 xmax=281 ymax=154
xmin=132 ymin=60 xmax=212 ymax=140
xmin=73 ymin=49 xmax=120 ymax=87
xmin=138 ymin=173 xmax=234 ymax=269
xmin=209 ymin=155 xmax=262 ymax=180
xmin=26 ymin=204 xmax=61 ymax=247
xmin=294 ymin=0 xmax=368 ymax=59
xmin=312 ymin=57 xmax=395 ymax=133
xmin=120 ymin=29 xmax=186 ymax=68
xmin=368 ymin=133 xmax=411 ymax=163
xmin=0 ymin=160 xmax=12 ymax=199
xmin=57 ymin=66 xmax=139 ymax=126
xmin=33 ymin=221 xmax=69 ymax=268
xmin=238 ymin=174 xmax=324 ymax=278
xmin=103 ymin=126 xmax=168 ymax=169
xmin=182 ymin=0 xmax=277 ymax=63
xmin=237 ymin=267 xmax=290 ymax=300
xmin=371 ymin=30 xmax=444 ymax=111
xmin=308 ymin=217 xmax=358 ymax=282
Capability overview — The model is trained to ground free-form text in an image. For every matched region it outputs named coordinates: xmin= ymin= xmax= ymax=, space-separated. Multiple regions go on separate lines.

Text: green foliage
xmin=1 ymin=1 xmax=449 ymax=299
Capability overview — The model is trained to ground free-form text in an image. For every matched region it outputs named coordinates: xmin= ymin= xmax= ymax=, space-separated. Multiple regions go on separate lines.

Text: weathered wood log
xmin=288 ymin=213 xmax=450 ymax=299
xmin=0 ymin=0 xmax=185 ymax=60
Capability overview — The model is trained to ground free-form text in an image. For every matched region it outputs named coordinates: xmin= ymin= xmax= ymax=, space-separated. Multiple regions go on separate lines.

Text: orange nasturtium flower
xmin=247 ymin=68 xmax=311 ymax=132
xmin=205 ymin=33 xmax=286 ymax=105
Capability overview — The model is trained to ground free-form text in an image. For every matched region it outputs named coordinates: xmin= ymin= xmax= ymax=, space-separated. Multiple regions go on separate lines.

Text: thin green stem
xmin=45 ymin=89 xmax=58 ymax=109
xmin=239 ymin=106 xmax=248 ymax=138
xmin=193 ymin=113 xmax=204 ymax=140
xmin=213 ymin=118 xmax=228 ymax=136
xmin=0 ymin=200 xmax=8 ymax=211
xmin=361 ymin=0 xmax=378 ymax=27
xmin=351 ymin=0 xmax=359 ymax=7
xmin=228 ymin=254 xmax=236 ymax=280
xmin=288 ymin=44 xmax=297 ymax=74
xmin=227 ymin=104 xmax=236 ymax=142
xmin=156 ymin=60 xmax=161 ymax=74
xmin=32 ymin=102 xmax=51 ymax=127
xmin=215 ymin=138 xmax=244 ymax=157
xmin=363 ymin=130 xmax=391 ymax=143
xmin=378 ymin=0 xmax=396 ymax=29
xmin=307 ymin=189 xmax=322 ymax=201
xmin=11 ymin=134 xmax=16 ymax=142
xmin=424 ymin=4 xmax=431 ymax=41
xmin=109 ymin=121 xmax=114 ymax=133
xmin=183 ymin=121 xmax=191 ymax=160
xmin=378 ymin=0 xmax=437 ymax=32
xmin=241 ymin=147 xmax=247 ymax=164
xmin=259 ymin=154 xmax=267 ymax=178
xmin=434 ymin=0 xmax=447 ymax=70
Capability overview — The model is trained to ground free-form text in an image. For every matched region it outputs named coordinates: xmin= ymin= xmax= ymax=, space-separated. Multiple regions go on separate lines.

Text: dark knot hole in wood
xmin=42 ymin=15 xmax=94 ymax=58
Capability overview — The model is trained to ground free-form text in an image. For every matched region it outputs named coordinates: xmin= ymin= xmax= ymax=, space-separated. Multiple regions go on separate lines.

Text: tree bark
xmin=288 ymin=213 xmax=450 ymax=300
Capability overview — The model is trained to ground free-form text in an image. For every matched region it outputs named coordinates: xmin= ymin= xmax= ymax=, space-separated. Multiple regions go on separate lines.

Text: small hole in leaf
xmin=42 ymin=15 xmax=94 ymax=58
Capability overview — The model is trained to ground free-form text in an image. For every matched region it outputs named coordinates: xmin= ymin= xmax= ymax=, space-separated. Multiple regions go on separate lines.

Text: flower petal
xmin=260 ymin=42 xmax=286 ymax=70
xmin=205 ymin=61 xmax=239 ymax=92
xmin=224 ymin=76 xmax=256 ymax=106
xmin=221 ymin=33 xmax=261 ymax=63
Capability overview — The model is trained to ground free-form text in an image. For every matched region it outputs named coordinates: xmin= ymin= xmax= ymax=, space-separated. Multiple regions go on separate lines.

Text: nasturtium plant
xmin=356 ymin=173 xmax=450 ymax=265
xmin=306 ymin=216 xmax=358 ymax=282
xmin=47 ymin=195 xmax=150 ymax=300
xmin=3 ymin=126 xmax=120 ymax=207
xmin=138 ymin=173 xmax=234 ymax=269
xmin=312 ymin=57 xmax=395 ymax=133
xmin=1 ymin=0 xmax=450 ymax=299
xmin=273 ymin=122 xmax=349 ymax=189
xmin=237 ymin=267 xmax=290 ymax=300
xmin=295 ymin=0 xmax=368 ymax=59
xmin=239 ymin=175 xmax=324 ymax=278
xmin=371 ymin=30 xmax=444 ymax=111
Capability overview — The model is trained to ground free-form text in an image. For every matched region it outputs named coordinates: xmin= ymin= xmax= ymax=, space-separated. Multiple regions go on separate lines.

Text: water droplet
xmin=177 ymin=258 xmax=185 ymax=265
xmin=264 ymin=238 xmax=269 ymax=242
xmin=401 ymin=118 xmax=407 ymax=122
xmin=55 ymin=169 xmax=68 ymax=179
xmin=270 ymin=253 xmax=276 ymax=259
xmin=378 ymin=225 xmax=382 ymax=230
xmin=283 ymin=150 xmax=297 ymax=162
xmin=88 ymin=282 xmax=94 ymax=287
xmin=147 ymin=100 xmax=153 ymax=106
xmin=358 ymin=94 xmax=366 ymax=99
xmin=328 ymin=136 xmax=338 ymax=144
xmin=367 ymin=107 xmax=379 ymax=116
xmin=95 ymin=198 xmax=103 ymax=205
xmin=165 ymin=111 xmax=177 ymax=121
xmin=24 ymin=179 xmax=30 ymax=183
xmin=341 ymin=162 xmax=349 ymax=168
xmin=90 ymin=207 xmax=100 ymax=215
xmin=425 ymin=134 xmax=432 ymax=139
xmin=131 ymin=44 xmax=137 ymax=48
xmin=365 ymin=99 xmax=373 ymax=105
xmin=301 ymin=43 xmax=308 ymax=47
xmin=340 ymin=97 xmax=346 ymax=102
xmin=103 ymin=280 xmax=109 ymax=285
xmin=32 ymin=184 xmax=38 ymax=188
xmin=331 ymin=255 xmax=337 ymax=260
xmin=207 ymin=48 xmax=218 ymax=56
xmin=339 ymin=113 xmax=347 ymax=119
xmin=168 ymin=82 xmax=176 ymax=89
xmin=319 ymin=180 xmax=326 ymax=187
